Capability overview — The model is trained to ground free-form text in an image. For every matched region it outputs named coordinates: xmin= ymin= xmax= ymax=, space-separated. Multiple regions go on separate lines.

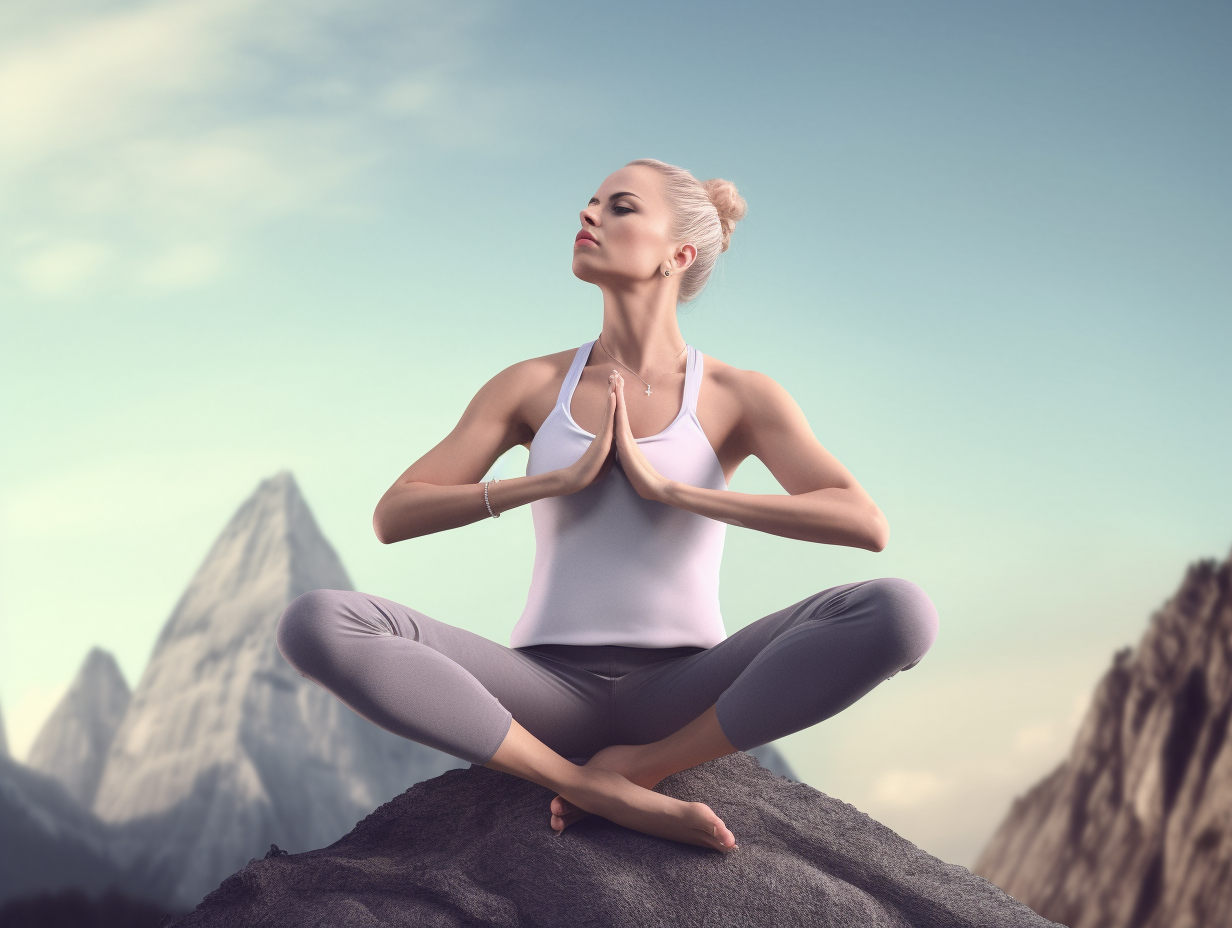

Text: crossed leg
xmin=547 ymin=578 xmax=940 ymax=831
xmin=275 ymin=590 xmax=742 ymax=851
xmin=276 ymin=578 xmax=938 ymax=849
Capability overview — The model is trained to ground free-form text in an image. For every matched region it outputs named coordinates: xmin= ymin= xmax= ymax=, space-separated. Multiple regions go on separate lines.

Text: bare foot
xmin=554 ymin=763 xmax=738 ymax=852
xmin=550 ymin=744 xmax=656 ymax=833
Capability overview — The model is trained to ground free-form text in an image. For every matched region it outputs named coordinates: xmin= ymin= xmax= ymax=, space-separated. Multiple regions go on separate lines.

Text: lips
xmin=575 ymin=229 xmax=598 ymax=246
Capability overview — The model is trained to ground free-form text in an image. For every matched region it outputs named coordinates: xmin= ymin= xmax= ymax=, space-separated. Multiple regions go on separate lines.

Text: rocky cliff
xmin=26 ymin=648 xmax=131 ymax=807
xmin=173 ymin=751 xmax=1058 ymax=928
xmin=90 ymin=472 xmax=467 ymax=908
xmin=975 ymin=549 xmax=1232 ymax=928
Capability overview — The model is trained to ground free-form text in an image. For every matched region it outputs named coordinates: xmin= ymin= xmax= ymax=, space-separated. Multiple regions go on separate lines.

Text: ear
xmin=671 ymin=243 xmax=698 ymax=274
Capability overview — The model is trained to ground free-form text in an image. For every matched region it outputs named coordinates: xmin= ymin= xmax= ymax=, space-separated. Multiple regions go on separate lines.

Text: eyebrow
xmin=588 ymin=191 xmax=643 ymax=205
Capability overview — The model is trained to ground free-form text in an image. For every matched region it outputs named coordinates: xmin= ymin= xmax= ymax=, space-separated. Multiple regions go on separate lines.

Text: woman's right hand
xmin=552 ymin=371 xmax=619 ymax=496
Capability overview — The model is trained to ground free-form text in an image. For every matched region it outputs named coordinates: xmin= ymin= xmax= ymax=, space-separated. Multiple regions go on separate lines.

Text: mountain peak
xmin=144 ymin=471 xmax=352 ymax=662
xmin=26 ymin=647 xmax=131 ymax=807
xmin=91 ymin=472 xmax=464 ymax=907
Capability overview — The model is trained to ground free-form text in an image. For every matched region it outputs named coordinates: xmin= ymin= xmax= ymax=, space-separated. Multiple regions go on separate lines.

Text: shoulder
xmin=479 ymin=347 xmax=577 ymax=397
xmin=699 ymin=352 xmax=797 ymax=416
xmin=463 ymin=347 xmax=584 ymax=438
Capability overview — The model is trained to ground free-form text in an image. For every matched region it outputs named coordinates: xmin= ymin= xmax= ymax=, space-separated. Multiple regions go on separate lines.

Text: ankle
xmin=553 ymin=760 xmax=595 ymax=795
xmin=625 ymin=749 xmax=673 ymax=789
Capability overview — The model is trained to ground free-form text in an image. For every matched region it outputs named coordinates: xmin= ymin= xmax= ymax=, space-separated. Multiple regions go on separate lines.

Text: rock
xmin=91 ymin=472 xmax=466 ymax=909
xmin=26 ymin=648 xmax=131 ymax=808
xmin=974 ymin=548 xmax=1232 ymax=928
xmin=171 ymin=751 xmax=1056 ymax=928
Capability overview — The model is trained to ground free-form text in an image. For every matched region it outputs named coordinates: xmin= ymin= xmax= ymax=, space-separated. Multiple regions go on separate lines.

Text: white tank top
xmin=509 ymin=340 xmax=730 ymax=649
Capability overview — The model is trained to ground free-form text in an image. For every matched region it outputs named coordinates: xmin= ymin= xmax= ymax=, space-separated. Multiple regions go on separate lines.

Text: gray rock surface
xmin=173 ymin=751 xmax=1058 ymax=928
xmin=91 ymin=472 xmax=466 ymax=909
xmin=27 ymin=648 xmax=131 ymax=807
xmin=975 ymin=548 xmax=1232 ymax=928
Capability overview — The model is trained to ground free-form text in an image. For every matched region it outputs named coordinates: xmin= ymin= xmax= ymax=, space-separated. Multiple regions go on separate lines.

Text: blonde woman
xmin=278 ymin=159 xmax=939 ymax=853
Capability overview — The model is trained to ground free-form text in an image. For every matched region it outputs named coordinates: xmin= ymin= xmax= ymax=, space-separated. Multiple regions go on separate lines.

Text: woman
xmin=277 ymin=159 xmax=939 ymax=855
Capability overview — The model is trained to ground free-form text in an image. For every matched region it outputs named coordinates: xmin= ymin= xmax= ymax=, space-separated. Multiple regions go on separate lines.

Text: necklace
xmin=598 ymin=336 xmax=687 ymax=397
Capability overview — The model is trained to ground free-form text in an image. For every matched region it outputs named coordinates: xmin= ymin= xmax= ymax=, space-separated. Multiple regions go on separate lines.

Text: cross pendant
xmin=644 ymin=384 xmax=652 ymax=397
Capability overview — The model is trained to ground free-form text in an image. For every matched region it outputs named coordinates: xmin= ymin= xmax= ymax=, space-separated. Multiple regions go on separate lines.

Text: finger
xmin=614 ymin=375 xmax=631 ymax=426
xmin=593 ymin=375 xmax=616 ymax=446
xmin=605 ymin=372 xmax=618 ymax=420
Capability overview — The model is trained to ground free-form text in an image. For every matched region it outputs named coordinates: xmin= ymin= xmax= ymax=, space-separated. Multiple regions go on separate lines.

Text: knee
xmin=858 ymin=578 xmax=939 ymax=666
xmin=276 ymin=588 xmax=351 ymax=674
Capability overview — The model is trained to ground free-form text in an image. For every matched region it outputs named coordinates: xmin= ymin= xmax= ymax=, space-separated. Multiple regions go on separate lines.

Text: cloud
xmin=871 ymin=769 xmax=947 ymax=807
xmin=16 ymin=241 xmax=112 ymax=295
xmin=0 ymin=0 xmax=232 ymax=170
xmin=1012 ymin=721 xmax=1057 ymax=755
xmin=0 ymin=0 xmax=503 ymax=298
xmin=855 ymin=690 xmax=1093 ymax=864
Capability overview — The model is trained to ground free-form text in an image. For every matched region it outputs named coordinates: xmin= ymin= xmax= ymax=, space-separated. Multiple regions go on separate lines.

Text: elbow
xmin=372 ymin=507 xmax=394 ymax=545
xmin=865 ymin=509 xmax=890 ymax=553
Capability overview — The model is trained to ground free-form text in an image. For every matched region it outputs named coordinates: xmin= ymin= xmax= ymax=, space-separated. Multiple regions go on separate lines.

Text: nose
xmin=579 ymin=203 xmax=599 ymax=227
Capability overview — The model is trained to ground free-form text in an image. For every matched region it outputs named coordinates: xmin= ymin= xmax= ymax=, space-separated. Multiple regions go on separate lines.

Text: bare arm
xmin=611 ymin=371 xmax=889 ymax=551
xmin=373 ymin=362 xmax=620 ymax=544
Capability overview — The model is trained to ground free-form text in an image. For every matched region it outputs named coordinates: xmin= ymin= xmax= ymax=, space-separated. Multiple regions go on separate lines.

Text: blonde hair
xmin=626 ymin=159 xmax=747 ymax=303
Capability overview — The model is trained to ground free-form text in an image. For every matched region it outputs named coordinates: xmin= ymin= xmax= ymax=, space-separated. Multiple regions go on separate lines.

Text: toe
xmin=550 ymin=809 xmax=587 ymax=833
xmin=691 ymin=802 xmax=737 ymax=849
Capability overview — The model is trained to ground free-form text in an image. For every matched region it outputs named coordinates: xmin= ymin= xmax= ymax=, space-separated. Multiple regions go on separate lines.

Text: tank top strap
xmin=683 ymin=344 xmax=703 ymax=413
xmin=557 ymin=340 xmax=596 ymax=408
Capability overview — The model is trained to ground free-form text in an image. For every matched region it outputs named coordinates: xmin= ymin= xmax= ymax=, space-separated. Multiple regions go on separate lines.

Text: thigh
xmin=611 ymin=582 xmax=868 ymax=744
xmin=332 ymin=592 xmax=613 ymax=759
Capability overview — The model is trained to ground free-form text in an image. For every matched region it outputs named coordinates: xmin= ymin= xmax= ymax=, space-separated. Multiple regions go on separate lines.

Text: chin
xmin=571 ymin=257 xmax=602 ymax=284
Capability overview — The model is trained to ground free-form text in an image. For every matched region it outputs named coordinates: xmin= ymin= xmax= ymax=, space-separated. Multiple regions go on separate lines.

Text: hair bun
xmin=701 ymin=178 xmax=747 ymax=252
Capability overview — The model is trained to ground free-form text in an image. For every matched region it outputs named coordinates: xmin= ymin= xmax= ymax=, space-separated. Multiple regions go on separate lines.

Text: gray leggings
xmin=276 ymin=578 xmax=939 ymax=767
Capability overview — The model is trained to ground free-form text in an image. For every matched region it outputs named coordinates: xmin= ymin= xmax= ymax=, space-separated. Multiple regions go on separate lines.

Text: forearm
xmin=374 ymin=471 xmax=565 ymax=543
xmin=661 ymin=481 xmax=889 ymax=550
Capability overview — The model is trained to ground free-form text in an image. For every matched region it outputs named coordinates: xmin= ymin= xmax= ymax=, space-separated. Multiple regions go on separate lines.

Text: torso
xmin=508 ymin=340 xmax=731 ymax=649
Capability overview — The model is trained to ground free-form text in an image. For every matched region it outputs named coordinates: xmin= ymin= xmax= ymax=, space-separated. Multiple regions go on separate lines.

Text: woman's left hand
xmin=611 ymin=373 xmax=673 ymax=503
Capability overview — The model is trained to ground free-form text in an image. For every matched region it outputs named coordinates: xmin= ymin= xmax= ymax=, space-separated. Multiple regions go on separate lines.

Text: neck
xmin=597 ymin=282 xmax=686 ymax=375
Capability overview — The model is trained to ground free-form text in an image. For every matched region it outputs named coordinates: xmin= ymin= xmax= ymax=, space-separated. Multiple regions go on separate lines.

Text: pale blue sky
xmin=1 ymin=0 xmax=1229 ymax=864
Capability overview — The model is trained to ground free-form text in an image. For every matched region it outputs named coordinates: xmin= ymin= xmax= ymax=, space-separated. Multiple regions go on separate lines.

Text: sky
xmin=1 ymin=0 xmax=1229 ymax=867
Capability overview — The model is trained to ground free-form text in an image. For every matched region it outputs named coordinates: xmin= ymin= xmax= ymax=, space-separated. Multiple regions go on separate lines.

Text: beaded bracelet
xmin=484 ymin=479 xmax=500 ymax=518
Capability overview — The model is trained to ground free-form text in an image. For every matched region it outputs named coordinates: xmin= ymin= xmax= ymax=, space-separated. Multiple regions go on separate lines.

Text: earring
xmin=663 ymin=269 xmax=672 ymax=277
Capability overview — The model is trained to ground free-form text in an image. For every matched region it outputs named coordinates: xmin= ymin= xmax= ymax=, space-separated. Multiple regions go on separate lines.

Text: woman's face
xmin=572 ymin=165 xmax=691 ymax=288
